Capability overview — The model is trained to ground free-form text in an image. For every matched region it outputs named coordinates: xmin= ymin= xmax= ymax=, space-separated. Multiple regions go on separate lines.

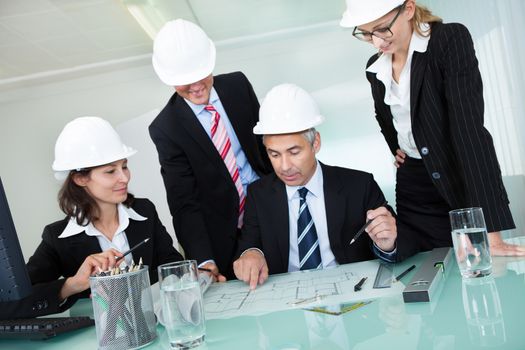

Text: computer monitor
xmin=0 ymin=177 xmax=32 ymax=301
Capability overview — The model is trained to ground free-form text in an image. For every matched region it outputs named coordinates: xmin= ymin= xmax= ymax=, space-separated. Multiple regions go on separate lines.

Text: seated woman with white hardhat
xmin=1 ymin=116 xmax=183 ymax=319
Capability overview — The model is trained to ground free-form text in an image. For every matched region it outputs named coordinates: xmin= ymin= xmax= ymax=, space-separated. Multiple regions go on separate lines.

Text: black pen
xmin=354 ymin=277 xmax=367 ymax=292
xmin=116 ymin=237 xmax=150 ymax=262
xmin=393 ymin=264 xmax=416 ymax=282
xmin=349 ymin=201 xmax=388 ymax=245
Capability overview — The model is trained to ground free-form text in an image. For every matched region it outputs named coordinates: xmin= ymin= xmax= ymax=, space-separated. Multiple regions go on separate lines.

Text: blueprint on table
xmin=204 ymin=260 xmax=405 ymax=319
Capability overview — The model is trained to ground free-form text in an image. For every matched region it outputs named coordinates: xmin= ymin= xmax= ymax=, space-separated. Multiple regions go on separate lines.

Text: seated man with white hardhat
xmin=149 ymin=19 xmax=272 ymax=281
xmin=233 ymin=84 xmax=398 ymax=289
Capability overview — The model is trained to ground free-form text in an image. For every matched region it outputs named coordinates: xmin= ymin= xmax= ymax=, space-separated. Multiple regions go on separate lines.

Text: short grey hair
xmin=262 ymin=128 xmax=317 ymax=146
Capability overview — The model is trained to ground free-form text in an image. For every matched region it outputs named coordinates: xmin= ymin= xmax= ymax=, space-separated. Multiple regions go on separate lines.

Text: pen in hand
xmin=116 ymin=237 xmax=150 ymax=262
xmin=349 ymin=201 xmax=388 ymax=245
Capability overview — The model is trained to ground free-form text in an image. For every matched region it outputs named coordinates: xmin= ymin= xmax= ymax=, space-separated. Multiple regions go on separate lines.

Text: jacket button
xmin=421 ymin=147 xmax=429 ymax=155
xmin=432 ymin=172 xmax=441 ymax=179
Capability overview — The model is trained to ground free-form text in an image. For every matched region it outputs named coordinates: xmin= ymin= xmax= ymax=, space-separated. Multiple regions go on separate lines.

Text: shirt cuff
xmin=241 ymin=248 xmax=265 ymax=257
xmin=373 ymin=242 xmax=397 ymax=263
xmin=198 ymin=260 xmax=215 ymax=268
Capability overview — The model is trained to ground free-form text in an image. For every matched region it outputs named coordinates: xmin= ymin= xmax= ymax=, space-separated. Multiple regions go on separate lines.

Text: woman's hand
xmin=488 ymin=232 xmax=525 ymax=256
xmin=394 ymin=149 xmax=406 ymax=168
xmin=59 ymin=248 xmax=123 ymax=300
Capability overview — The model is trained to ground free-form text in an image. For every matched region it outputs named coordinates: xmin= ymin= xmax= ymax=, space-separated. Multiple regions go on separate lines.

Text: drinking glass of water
xmin=449 ymin=207 xmax=492 ymax=278
xmin=158 ymin=260 xmax=205 ymax=349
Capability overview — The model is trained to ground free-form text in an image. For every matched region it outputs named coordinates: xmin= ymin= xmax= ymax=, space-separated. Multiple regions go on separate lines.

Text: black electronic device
xmin=0 ymin=316 xmax=95 ymax=340
xmin=0 ymin=177 xmax=32 ymax=302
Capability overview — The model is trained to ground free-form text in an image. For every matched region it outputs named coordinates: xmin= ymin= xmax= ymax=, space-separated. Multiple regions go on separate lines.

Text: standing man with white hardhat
xmin=233 ymin=84 xmax=397 ymax=289
xmin=1 ymin=116 xmax=183 ymax=319
xmin=149 ymin=20 xmax=272 ymax=280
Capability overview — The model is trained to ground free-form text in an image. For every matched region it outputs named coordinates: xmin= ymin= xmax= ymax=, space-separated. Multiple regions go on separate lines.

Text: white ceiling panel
xmin=0 ymin=0 xmax=345 ymax=87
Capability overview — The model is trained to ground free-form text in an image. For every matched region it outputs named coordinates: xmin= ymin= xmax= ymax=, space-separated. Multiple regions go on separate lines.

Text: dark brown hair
xmin=58 ymin=168 xmax=135 ymax=226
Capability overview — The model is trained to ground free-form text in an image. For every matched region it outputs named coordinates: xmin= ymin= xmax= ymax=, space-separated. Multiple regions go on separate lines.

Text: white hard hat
xmin=152 ymin=19 xmax=216 ymax=86
xmin=52 ymin=117 xmax=137 ymax=180
xmin=340 ymin=0 xmax=404 ymax=28
xmin=254 ymin=84 xmax=324 ymax=135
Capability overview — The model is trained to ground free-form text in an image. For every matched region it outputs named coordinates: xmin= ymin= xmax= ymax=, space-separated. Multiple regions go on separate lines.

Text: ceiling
xmin=0 ymin=0 xmax=345 ymax=87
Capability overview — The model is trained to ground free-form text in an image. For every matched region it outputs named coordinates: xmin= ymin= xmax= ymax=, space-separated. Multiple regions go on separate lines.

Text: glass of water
xmin=449 ymin=207 xmax=492 ymax=278
xmin=158 ymin=260 xmax=205 ymax=349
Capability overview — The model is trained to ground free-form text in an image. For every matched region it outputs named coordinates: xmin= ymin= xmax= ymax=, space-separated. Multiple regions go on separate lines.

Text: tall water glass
xmin=449 ymin=207 xmax=492 ymax=278
xmin=158 ymin=260 xmax=205 ymax=349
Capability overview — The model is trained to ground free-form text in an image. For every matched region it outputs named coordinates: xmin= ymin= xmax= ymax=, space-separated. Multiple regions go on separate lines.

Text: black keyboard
xmin=0 ymin=316 xmax=95 ymax=340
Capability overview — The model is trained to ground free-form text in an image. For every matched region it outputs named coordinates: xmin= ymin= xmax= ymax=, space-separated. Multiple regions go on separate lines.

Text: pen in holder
xmin=89 ymin=265 xmax=157 ymax=350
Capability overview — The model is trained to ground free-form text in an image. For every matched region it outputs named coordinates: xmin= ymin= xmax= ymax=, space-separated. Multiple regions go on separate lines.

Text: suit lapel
xmin=175 ymin=95 xmax=233 ymax=182
xmin=67 ymin=234 xmax=101 ymax=263
xmin=410 ymin=50 xmax=428 ymax=124
xmin=125 ymin=220 xmax=152 ymax=266
xmin=321 ymin=164 xmax=345 ymax=251
xmin=270 ymin=176 xmax=291 ymax=270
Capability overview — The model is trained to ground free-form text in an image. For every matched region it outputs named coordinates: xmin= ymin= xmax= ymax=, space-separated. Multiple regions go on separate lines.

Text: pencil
xmin=116 ymin=237 xmax=150 ymax=262
xmin=349 ymin=201 xmax=388 ymax=245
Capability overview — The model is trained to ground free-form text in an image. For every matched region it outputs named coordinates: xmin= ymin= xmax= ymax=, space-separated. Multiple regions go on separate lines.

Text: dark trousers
xmin=395 ymin=157 xmax=452 ymax=260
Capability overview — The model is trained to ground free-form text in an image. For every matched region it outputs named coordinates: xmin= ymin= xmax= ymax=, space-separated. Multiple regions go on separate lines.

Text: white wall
xmin=1 ymin=1 xmax=524 ymax=259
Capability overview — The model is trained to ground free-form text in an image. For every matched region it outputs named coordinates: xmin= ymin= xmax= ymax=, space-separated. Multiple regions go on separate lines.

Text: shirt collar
xmin=366 ymin=22 xmax=430 ymax=75
xmin=58 ymin=203 xmax=147 ymax=239
xmin=285 ymin=160 xmax=323 ymax=200
xmin=184 ymin=87 xmax=219 ymax=116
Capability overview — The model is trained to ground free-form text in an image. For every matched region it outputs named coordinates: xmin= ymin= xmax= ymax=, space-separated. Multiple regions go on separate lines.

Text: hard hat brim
xmin=339 ymin=0 xmax=404 ymax=28
xmin=152 ymin=39 xmax=216 ymax=86
xmin=253 ymin=115 xmax=325 ymax=135
xmin=52 ymin=148 xmax=137 ymax=172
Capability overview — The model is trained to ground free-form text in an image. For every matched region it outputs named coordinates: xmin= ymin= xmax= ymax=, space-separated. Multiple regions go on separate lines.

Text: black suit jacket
xmin=149 ymin=72 xmax=272 ymax=279
xmin=238 ymin=163 xmax=391 ymax=275
xmin=366 ymin=22 xmax=514 ymax=235
xmin=0 ymin=198 xmax=183 ymax=319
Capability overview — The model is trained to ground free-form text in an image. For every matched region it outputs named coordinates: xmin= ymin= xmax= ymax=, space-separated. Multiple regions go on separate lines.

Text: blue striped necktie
xmin=297 ymin=187 xmax=322 ymax=270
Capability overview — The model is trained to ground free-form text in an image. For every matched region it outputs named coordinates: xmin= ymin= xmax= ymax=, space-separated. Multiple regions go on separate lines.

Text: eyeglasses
xmin=352 ymin=2 xmax=406 ymax=42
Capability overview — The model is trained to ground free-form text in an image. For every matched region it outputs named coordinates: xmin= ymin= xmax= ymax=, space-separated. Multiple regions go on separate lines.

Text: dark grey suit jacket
xmin=366 ymin=22 xmax=514 ymax=236
xmin=237 ymin=163 xmax=392 ymax=275
xmin=149 ymin=72 xmax=272 ymax=279
xmin=0 ymin=198 xmax=182 ymax=319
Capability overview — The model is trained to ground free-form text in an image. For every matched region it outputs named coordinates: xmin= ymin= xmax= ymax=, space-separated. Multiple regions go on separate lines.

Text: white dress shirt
xmin=58 ymin=203 xmax=147 ymax=266
xmin=285 ymin=161 xmax=337 ymax=272
xmin=366 ymin=23 xmax=431 ymax=159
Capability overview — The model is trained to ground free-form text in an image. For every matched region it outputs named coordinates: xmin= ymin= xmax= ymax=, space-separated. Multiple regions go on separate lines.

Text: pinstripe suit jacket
xmin=366 ymin=22 xmax=514 ymax=233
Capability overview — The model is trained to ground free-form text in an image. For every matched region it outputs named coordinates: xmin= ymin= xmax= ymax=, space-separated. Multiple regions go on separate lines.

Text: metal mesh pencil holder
xmin=89 ymin=266 xmax=157 ymax=350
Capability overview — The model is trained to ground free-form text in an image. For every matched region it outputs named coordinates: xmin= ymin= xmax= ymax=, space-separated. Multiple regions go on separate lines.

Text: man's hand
xmin=488 ymin=232 xmax=525 ymax=256
xmin=233 ymin=249 xmax=269 ymax=290
xmin=199 ymin=262 xmax=227 ymax=282
xmin=60 ymin=248 xmax=123 ymax=300
xmin=365 ymin=206 xmax=397 ymax=252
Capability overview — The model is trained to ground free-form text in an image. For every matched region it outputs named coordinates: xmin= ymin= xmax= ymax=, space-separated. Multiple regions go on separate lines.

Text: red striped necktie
xmin=205 ymin=104 xmax=246 ymax=228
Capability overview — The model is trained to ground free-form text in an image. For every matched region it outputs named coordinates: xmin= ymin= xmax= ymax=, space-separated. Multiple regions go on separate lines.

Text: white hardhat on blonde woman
xmin=340 ymin=0 xmax=405 ymax=28
xmin=52 ymin=116 xmax=136 ymax=180
xmin=254 ymin=84 xmax=324 ymax=135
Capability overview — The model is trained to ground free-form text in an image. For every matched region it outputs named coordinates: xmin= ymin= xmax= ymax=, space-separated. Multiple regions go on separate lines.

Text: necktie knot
xmin=204 ymin=104 xmax=216 ymax=112
xmin=298 ymin=187 xmax=309 ymax=201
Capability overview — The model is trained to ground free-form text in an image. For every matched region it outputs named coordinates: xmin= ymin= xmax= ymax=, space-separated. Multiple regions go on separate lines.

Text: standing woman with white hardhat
xmin=340 ymin=0 xmax=525 ymax=258
xmin=1 ymin=117 xmax=183 ymax=319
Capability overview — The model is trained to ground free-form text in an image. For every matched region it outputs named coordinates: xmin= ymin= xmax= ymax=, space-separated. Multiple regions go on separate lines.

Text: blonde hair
xmin=412 ymin=4 xmax=442 ymax=36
